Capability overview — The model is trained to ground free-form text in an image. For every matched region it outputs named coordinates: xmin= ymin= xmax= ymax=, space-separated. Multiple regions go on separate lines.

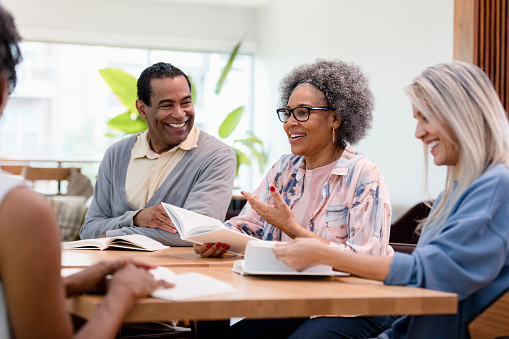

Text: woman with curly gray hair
xmin=194 ymin=59 xmax=396 ymax=338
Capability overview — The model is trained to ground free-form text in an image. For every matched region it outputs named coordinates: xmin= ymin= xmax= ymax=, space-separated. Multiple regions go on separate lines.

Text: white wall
xmin=4 ymin=0 xmax=454 ymax=218
xmin=254 ymin=0 xmax=454 ymax=218
xmin=1 ymin=0 xmax=258 ymax=52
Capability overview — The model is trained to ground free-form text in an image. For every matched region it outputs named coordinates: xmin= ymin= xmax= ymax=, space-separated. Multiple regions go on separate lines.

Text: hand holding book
xmin=193 ymin=242 xmax=231 ymax=258
xmin=133 ymin=204 xmax=178 ymax=234
xmin=161 ymin=203 xmax=262 ymax=255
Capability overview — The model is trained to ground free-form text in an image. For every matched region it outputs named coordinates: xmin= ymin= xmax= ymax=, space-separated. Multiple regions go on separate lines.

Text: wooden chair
xmin=0 ymin=164 xmax=25 ymax=175
xmin=21 ymin=166 xmax=79 ymax=195
xmin=469 ymin=289 xmax=509 ymax=339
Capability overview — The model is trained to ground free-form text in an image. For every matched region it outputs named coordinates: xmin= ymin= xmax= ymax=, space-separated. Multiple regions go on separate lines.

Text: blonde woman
xmin=273 ymin=61 xmax=509 ymax=339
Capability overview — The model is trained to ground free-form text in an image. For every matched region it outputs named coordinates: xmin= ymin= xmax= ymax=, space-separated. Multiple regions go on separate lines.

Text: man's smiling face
xmin=137 ymin=75 xmax=195 ymax=154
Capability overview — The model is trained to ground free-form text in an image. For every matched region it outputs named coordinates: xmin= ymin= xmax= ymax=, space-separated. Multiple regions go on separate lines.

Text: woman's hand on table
xmin=194 ymin=243 xmax=230 ymax=257
xmin=242 ymin=185 xmax=300 ymax=235
xmin=108 ymin=261 xmax=173 ymax=299
xmin=272 ymin=238 xmax=329 ymax=271
xmin=63 ymin=258 xmax=170 ymax=297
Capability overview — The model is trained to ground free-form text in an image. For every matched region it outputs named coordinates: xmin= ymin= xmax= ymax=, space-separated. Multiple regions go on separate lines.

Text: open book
xmin=150 ymin=266 xmax=237 ymax=301
xmin=61 ymin=234 xmax=167 ymax=251
xmin=232 ymin=240 xmax=349 ymax=276
xmin=161 ymin=202 xmax=261 ymax=255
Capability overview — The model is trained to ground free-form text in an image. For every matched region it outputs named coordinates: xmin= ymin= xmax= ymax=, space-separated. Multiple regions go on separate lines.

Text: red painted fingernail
xmin=216 ymin=242 xmax=222 ymax=247
xmin=270 ymin=186 xmax=276 ymax=192
xmin=226 ymin=246 xmax=230 ymax=251
xmin=222 ymin=243 xmax=228 ymax=248
xmin=206 ymin=243 xmax=212 ymax=248
xmin=240 ymin=191 xmax=245 ymax=195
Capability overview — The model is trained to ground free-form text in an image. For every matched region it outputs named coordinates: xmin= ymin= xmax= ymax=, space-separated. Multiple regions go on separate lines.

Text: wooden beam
xmin=454 ymin=0 xmax=476 ymax=63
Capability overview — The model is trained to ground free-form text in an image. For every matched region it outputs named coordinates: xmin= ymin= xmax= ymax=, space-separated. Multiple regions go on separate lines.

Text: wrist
xmin=133 ymin=209 xmax=143 ymax=226
xmin=106 ymin=283 xmax=138 ymax=309
xmin=285 ymin=220 xmax=303 ymax=238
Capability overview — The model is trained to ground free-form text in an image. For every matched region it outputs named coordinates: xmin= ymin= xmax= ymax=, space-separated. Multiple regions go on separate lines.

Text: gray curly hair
xmin=279 ymin=59 xmax=374 ymax=146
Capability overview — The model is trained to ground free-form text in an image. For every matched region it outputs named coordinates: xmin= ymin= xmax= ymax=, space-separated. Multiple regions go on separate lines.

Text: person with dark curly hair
xmin=79 ymin=62 xmax=236 ymax=245
xmin=0 ymin=6 xmax=172 ymax=339
xmin=194 ymin=59 xmax=396 ymax=338
xmin=197 ymin=59 xmax=393 ymax=256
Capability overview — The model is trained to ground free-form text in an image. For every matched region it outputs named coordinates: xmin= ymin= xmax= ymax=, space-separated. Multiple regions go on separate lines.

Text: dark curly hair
xmin=137 ymin=62 xmax=191 ymax=106
xmin=0 ymin=6 xmax=22 ymax=94
xmin=279 ymin=59 xmax=374 ymax=146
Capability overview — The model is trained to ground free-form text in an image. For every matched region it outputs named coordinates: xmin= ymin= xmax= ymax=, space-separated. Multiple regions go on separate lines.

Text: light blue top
xmin=79 ymin=131 xmax=236 ymax=246
xmin=380 ymin=163 xmax=509 ymax=339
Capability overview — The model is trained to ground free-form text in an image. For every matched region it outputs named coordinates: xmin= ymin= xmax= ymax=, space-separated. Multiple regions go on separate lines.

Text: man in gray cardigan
xmin=80 ymin=62 xmax=236 ymax=246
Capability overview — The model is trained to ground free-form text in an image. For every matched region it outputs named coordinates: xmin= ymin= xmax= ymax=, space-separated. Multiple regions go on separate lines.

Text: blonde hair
xmin=404 ymin=61 xmax=509 ymax=236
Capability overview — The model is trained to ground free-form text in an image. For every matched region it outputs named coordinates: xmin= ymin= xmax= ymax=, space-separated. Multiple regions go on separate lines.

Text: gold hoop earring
xmin=332 ymin=127 xmax=335 ymax=144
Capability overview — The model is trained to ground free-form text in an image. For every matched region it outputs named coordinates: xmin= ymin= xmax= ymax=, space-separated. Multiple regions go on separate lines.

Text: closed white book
xmin=232 ymin=240 xmax=349 ymax=276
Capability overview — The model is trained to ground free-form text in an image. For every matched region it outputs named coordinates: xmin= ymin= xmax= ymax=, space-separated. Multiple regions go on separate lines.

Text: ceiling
xmin=138 ymin=0 xmax=274 ymax=8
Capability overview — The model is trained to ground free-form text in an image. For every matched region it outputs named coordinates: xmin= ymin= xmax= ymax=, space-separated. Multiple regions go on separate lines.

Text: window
xmin=1 ymin=42 xmax=253 ymax=188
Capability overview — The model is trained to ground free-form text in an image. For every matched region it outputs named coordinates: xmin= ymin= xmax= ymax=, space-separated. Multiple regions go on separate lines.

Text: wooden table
xmin=62 ymin=247 xmax=239 ymax=268
xmin=67 ymin=266 xmax=457 ymax=322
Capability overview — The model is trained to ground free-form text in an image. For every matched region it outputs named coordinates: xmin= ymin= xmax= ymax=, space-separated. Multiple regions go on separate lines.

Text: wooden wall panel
xmin=454 ymin=0 xmax=509 ymax=112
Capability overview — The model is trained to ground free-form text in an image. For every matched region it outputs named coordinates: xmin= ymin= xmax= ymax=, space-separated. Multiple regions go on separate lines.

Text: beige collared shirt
xmin=126 ymin=127 xmax=200 ymax=210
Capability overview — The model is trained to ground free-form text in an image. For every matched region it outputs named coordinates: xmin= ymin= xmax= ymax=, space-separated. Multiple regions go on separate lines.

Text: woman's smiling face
xmin=413 ymin=105 xmax=460 ymax=170
xmin=283 ymin=84 xmax=340 ymax=168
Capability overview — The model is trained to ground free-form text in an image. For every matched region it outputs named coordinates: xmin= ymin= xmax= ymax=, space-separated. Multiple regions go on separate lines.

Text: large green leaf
xmin=249 ymin=146 xmax=267 ymax=173
xmin=215 ymin=41 xmax=242 ymax=95
xmin=234 ymin=135 xmax=263 ymax=146
xmin=219 ymin=105 xmax=244 ymax=138
xmin=233 ymin=147 xmax=251 ymax=176
xmin=107 ymin=112 xmax=147 ymax=134
xmin=99 ymin=68 xmax=138 ymax=113
xmin=234 ymin=137 xmax=267 ymax=174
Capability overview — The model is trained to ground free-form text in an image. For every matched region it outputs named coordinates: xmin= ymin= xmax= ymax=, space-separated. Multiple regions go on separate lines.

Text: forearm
xmin=282 ymin=221 xmax=330 ymax=244
xmin=80 ymin=209 xmax=138 ymax=239
xmin=74 ymin=287 xmax=136 ymax=339
xmin=322 ymin=246 xmax=392 ymax=281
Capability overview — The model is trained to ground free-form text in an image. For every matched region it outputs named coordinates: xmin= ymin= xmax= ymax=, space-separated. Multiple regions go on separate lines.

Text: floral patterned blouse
xmin=225 ymin=144 xmax=394 ymax=255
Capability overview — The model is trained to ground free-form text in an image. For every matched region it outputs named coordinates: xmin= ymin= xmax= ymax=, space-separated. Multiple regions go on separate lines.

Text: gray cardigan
xmin=79 ymin=131 xmax=236 ymax=246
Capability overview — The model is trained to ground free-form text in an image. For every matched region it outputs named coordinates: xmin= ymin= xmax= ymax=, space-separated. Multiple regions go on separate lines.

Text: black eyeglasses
xmin=276 ymin=106 xmax=330 ymax=123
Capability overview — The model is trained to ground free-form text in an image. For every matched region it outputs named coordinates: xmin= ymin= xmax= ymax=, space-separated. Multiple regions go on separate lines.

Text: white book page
xmin=161 ymin=203 xmax=223 ymax=238
xmin=61 ymin=235 xmax=167 ymax=251
xmin=108 ymin=235 xmax=167 ymax=251
xmin=151 ymin=271 xmax=237 ymax=301
xmin=61 ymin=238 xmax=108 ymax=250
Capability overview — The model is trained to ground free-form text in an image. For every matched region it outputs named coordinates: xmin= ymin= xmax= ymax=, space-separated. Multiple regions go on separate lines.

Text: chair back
xmin=469 ymin=289 xmax=509 ymax=339
xmin=1 ymin=165 xmax=25 ymax=175
xmin=390 ymin=201 xmax=431 ymax=244
xmin=21 ymin=166 xmax=79 ymax=195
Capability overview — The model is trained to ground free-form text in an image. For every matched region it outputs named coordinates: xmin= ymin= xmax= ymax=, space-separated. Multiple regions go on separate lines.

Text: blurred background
xmin=0 ymin=0 xmax=455 ymax=220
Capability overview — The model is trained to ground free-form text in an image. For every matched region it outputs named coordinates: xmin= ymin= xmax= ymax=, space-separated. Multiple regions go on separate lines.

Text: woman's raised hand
xmin=242 ymin=185 xmax=299 ymax=234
